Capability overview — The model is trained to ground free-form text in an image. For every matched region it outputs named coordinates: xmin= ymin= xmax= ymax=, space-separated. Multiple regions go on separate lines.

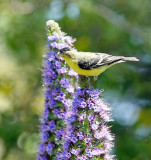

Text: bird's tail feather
xmin=122 ymin=57 xmax=139 ymax=62
xmin=107 ymin=56 xmax=139 ymax=67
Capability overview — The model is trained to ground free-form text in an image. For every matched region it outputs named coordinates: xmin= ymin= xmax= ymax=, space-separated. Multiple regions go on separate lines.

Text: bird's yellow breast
xmin=62 ymin=55 xmax=108 ymax=76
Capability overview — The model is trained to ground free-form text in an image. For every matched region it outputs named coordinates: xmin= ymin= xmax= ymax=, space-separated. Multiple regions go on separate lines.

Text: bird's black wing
xmin=78 ymin=53 xmax=104 ymax=70
xmin=78 ymin=59 xmax=101 ymax=70
xmin=78 ymin=53 xmax=123 ymax=70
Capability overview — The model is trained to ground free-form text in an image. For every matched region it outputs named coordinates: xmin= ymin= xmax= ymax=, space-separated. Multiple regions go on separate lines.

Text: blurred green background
xmin=0 ymin=0 xmax=151 ymax=159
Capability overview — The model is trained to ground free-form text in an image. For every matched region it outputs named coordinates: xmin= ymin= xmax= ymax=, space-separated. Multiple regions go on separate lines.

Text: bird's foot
xmin=90 ymin=76 xmax=98 ymax=86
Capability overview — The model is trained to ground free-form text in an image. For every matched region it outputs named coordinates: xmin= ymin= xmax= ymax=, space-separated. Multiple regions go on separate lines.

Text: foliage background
xmin=0 ymin=0 xmax=151 ymax=159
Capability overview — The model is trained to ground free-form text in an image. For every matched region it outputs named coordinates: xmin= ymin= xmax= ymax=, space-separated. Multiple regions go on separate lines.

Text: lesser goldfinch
xmin=57 ymin=48 xmax=139 ymax=77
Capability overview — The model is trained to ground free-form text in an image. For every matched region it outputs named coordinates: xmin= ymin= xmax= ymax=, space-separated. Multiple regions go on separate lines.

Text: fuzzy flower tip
xmin=65 ymin=87 xmax=115 ymax=160
xmin=37 ymin=21 xmax=78 ymax=159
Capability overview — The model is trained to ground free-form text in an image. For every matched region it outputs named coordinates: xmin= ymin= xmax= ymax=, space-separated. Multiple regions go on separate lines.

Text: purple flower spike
xmin=38 ymin=20 xmax=77 ymax=159
xmin=69 ymin=84 xmax=115 ymax=159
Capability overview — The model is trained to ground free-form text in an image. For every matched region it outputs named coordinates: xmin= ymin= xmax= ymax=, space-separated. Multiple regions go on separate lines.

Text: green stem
xmin=78 ymin=75 xmax=90 ymax=135
xmin=84 ymin=108 xmax=90 ymax=134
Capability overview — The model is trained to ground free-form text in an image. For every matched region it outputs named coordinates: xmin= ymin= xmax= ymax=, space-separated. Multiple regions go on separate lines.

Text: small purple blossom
xmin=77 ymin=155 xmax=87 ymax=160
xmin=57 ymin=151 xmax=71 ymax=160
xmin=40 ymin=132 xmax=49 ymax=142
xmin=60 ymin=78 xmax=70 ymax=88
xmin=37 ymin=155 xmax=47 ymax=160
xmin=64 ymin=36 xmax=76 ymax=46
xmin=68 ymin=69 xmax=78 ymax=77
xmin=91 ymin=148 xmax=105 ymax=156
xmin=84 ymin=136 xmax=91 ymax=143
xmin=88 ymin=102 xmax=94 ymax=109
xmin=71 ymin=134 xmax=78 ymax=143
xmin=55 ymin=129 xmax=65 ymax=140
xmin=88 ymin=114 xmax=95 ymax=121
xmin=57 ymin=66 xmax=67 ymax=74
xmin=71 ymin=148 xmax=81 ymax=156
xmin=66 ymin=85 xmax=74 ymax=93
xmin=78 ymin=113 xmax=86 ymax=121
xmin=91 ymin=121 xmax=99 ymax=130
xmin=46 ymin=143 xmax=54 ymax=154
xmin=77 ymin=131 xmax=84 ymax=140
xmin=86 ymin=149 xmax=92 ymax=157
xmin=48 ymin=33 xmax=60 ymax=41
xmin=38 ymin=143 xmax=45 ymax=154
xmin=47 ymin=120 xmax=56 ymax=131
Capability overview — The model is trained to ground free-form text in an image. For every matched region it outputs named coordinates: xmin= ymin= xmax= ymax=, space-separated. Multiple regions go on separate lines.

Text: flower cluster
xmin=38 ymin=20 xmax=115 ymax=160
xmin=68 ymin=87 xmax=115 ymax=160
xmin=37 ymin=20 xmax=78 ymax=160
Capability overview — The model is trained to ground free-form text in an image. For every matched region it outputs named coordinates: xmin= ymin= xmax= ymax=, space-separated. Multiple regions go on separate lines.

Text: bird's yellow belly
xmin=62 ymin=56 xmax=107 ymax=76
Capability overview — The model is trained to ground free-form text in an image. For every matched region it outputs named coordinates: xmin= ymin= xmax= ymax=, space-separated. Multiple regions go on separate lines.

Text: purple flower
xmin=55 ymin=129 xmax=65 ymax=140
xmin=68 ymin=69 xmax=78 ymax=77
xmin=91 ymin=121 xmax=99 ymax=130
xmin=46 ymin=43 xmax=50 ymax=49
xmin=91 ymin=148 xmax=105 ymax=156
xmin=63 ymin=99 xmax=72 ymax=107
xmin=104 ymin=141 xmax=114 ymax=151
xmin=77 ymin=131 xmax=84 ymax=140
xmin=71 ymin=148 xmax=81 ymax=156
xmin=48 ymin=120 xmax=56 ymax=131
xmin=84 ymin=136 xmax=91 ymax=143
xmin=55 ymin=92 xmax=65 ymax=101
xmin=57 ymin=67 xmax=67 ymax=74
xmin=60 ymin=78 xmax=70 ymax=88
xmin=66 ymin=85 xmax=74 ymax=93
xmin=63 ymin=140 xmax=71 ymax=151
xmin=46 ymin=143 xmax=54 ymax=154
xmin=41 ymin=132 xmax=49 ymax=142
xmin=64 ymin=36 xmax=76 ymax=46
xmin=39 ymin=143 xmax=45 ymax=154
xmin=104 ymin=154 xmax=115 ymax=160
xmin=88 ymin=102 xmax=94 ymax=109
xmin=42 ymin=109 xmax=49 ymax=122
xmin=78 ymin=113 xmax=86 ymax=121
xmin=67 ymin=115 xmax=76 ymax=123
xmin=48 ymin=33 xmax=61 ymax=41
xmin=77 ymin=98 xmax=87 ymax=108
xmin=100 ymin=111 xmax=113 ymax=122
xmin=76 ymin=89 xmax=85 ymax=96
xmin=48 ymin=99 xmax=56 ymax=109
xmin=57 ymin=151 xmax=71 ymax=160
xmin=88 ymin=114 xmax=95 ymax=121
xmin=86 ymin=149 xmax=92 ymax=157
xmin=70 ymin=134 xmax=78 ymax=143
xmin=77 ymin=155 xmax=87 ymax=160
xmin=37 ymin=155 xmax=47 ymax=160
xmin=55 ymin=61 xmax=62 ymax=69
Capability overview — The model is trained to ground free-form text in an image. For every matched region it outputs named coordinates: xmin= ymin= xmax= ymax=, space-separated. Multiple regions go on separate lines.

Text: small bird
xmin=57 ymin=48 xmax=139 ymax=81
